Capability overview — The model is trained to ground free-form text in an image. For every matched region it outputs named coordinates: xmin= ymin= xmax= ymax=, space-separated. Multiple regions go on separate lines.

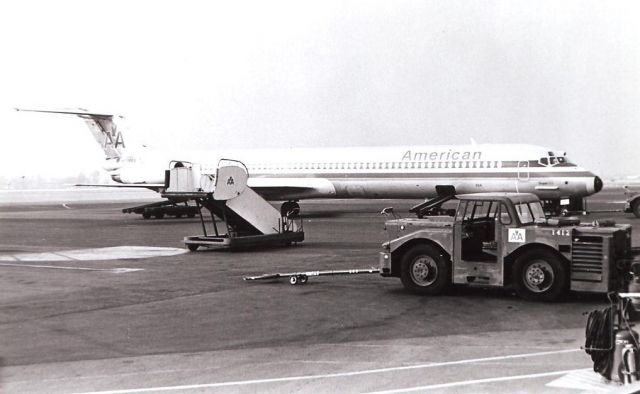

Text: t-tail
xmin=14 ymin=108 xmax=126 ymax=161
xmin=14 ymin=108 xmax=164 ymax=187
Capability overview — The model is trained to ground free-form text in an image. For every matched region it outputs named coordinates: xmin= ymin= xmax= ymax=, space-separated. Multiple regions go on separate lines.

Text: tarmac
xmin=0 ymin=187 xmax=638 ymax=393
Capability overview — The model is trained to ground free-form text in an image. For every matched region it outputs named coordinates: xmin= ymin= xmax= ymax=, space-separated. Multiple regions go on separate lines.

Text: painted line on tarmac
xmin=365 ymin=368 xmax=590 ymax=393
xmin=73 ymin=348 xmax=580 ymax=394
xmin=0 ymin=263 xmax=143 ymax=273
xmin=0 ymin=246 xmax=187 ymax=262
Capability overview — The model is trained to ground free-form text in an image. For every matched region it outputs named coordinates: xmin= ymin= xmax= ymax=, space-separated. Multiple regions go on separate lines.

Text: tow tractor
xmin=162 ymin=159 xmax=304 ymax=251
xmin=379 ymin=192 xmax=640 ymax=301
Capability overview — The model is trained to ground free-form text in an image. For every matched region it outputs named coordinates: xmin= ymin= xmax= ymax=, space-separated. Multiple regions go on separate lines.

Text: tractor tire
xmin=632 ymin=199 xmax=640 ymax=218
xmin=513 ymin=249 xmax=567 ymax=301
xmin=400 ymin=244 xmax=450 ymax=295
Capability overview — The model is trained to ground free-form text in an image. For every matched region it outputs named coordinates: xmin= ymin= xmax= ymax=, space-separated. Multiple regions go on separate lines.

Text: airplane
xmin=15 ymin=108 xmax=603 ymax=217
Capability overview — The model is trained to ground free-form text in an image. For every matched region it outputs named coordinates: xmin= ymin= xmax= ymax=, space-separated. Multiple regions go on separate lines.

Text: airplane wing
xmin=76 ymin=178 xmax=335 ymax=199
xmin=247 ymin=178 xmax=336 ymax=200
xmin=75 ymin=183 xmax=165 ymax=192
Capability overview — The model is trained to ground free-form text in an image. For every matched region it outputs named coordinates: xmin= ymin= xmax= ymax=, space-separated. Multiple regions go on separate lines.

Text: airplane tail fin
xmin=15 ymin=108 xmax=126 ymax=160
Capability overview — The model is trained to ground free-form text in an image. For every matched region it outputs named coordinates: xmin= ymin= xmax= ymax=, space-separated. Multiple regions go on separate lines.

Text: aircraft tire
xmin=142 ymin=212 xmax=151 ymax=219
xmin=281 ymin=201 xmax=300 ymax=218
xmin=187 ymin=244 xmax=199 ymax=252
xmin=289 ymin=276 xmax=298 ymax=285
xmin=400 ymin=244 xmax=449 ymax=295
xmin=513 ymin=249 xmax=566 ymax=302
xmin=155 ymin=213 xmax=165 ymax=219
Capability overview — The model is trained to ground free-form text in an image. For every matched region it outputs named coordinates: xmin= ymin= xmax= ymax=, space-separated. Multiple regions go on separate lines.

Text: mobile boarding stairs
xmin=162 ymin=160 xmax=304 ymax=251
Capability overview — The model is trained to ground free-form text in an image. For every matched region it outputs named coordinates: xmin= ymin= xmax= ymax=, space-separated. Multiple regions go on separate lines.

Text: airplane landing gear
xmin=281 ymin=201 xmax=300 ymax=218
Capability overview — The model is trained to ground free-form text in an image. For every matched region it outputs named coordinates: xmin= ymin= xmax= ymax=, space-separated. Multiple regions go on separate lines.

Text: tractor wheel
xmin=632 ymin=199 xmax=640 ymax=218
xmin=400 ymin=244 xmax=450 ymax=295
xmin=513 ymin=249 xmax=567 ymax=301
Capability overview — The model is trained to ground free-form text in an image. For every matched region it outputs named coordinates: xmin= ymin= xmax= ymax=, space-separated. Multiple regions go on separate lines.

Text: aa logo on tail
xmin=103 ymin=123 xmax=125 ymax=148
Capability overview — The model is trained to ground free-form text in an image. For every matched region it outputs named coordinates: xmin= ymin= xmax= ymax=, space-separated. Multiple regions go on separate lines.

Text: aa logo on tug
xmin=508 ymin=229 xmax=526 ymax=243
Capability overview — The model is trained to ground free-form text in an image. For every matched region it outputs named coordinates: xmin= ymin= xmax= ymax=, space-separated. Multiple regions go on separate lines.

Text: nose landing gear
xmin=281 ymin=201 xmax=300 ymax=218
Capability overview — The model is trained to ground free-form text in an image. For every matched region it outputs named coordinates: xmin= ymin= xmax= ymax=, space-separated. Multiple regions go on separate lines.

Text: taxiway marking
xmin=365 ymin=368 xmax=590 ymax=393
xmin=0 ymin=246 xmax=188 ymax=262
xmin=0 ymin=263 xmax=143 ymax=273
xmin=74 ymin=348 xmax=580 ymax=394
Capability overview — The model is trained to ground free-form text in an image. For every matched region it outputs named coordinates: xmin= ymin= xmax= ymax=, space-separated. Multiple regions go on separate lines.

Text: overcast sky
xmin=0 ymin=0 xmax=638 ymax=178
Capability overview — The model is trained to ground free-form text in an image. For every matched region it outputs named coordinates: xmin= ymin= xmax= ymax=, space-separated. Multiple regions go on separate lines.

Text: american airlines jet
xmin=16 ymin=108 xmax=603 ymax=216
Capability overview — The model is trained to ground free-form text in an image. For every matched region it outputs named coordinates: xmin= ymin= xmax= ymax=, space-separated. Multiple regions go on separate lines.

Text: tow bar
xmin=243 ymin=268 xmax=380 ymax=285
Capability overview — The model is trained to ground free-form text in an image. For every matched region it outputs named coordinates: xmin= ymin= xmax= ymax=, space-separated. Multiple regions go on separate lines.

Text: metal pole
xmin=196 ymin=199 xmax=207 ymax=237
xmin=211 ymin=209 xmax=219 ymax=237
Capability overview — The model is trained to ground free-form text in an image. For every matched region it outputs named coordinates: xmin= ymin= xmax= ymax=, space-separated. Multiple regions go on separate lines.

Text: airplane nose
xmin=594 ymin=176 xmax=603 ymax=193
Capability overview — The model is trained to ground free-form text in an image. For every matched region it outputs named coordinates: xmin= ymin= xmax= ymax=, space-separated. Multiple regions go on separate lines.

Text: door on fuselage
xmin=517 ymin=160 xmax=530 ymax=191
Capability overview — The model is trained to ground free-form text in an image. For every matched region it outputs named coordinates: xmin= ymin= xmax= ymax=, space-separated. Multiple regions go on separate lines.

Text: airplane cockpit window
xmin=538 ymin=151 xmax=571 ymax=167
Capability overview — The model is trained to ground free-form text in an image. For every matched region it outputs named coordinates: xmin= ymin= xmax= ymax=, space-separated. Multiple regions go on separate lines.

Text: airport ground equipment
xmin=244 ymin=267 xmax=380 ymax=285
xmin=122 ymin=201 xmax=199 ymax=219
xmin=584 ymin=290 xmax=640 ymax=386
xmin=378 ymin=192 xmax=640 ymax=301
xmin=624 ymin=186 xmax=640 ymax=218
xmin=162 ymin=159 xmax=304 ymax=251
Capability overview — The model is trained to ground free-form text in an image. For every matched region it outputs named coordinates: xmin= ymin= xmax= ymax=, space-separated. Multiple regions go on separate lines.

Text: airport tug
xmin=162 ymin=159 xmax=304 ymax=251
xmin=378 ymin=193 xmax=638 ymax=301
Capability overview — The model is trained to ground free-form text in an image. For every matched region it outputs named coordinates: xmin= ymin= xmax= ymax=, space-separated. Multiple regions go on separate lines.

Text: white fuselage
xmin=109 ymin=143 xmax=601 ymax=202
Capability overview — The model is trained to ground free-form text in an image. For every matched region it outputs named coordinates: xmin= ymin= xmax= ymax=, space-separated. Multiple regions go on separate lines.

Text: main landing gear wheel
xmin=187 ymin=244 xmax=199 ymax=252
xmin=142 ymin=212 xmax=151 ymax=219
xmin=400 ymin=244 xmax=450 ymax=295
xmin=281 ymin=201 xmax=300 ymax=218
xmin=513 ymin=249 xmax=567 ymax=301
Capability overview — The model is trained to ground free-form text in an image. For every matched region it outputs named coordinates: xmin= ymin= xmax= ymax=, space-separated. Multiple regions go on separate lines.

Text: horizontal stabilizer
xmin=15 ymin=108 xmax=115 ymax=118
